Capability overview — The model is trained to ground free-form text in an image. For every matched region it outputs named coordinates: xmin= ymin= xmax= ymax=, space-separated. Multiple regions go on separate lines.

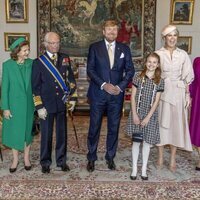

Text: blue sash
xmin=39 ymin=55 xmax=70 ymax=103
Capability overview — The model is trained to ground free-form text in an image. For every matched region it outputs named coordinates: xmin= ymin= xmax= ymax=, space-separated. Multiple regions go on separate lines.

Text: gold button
xmin=56 ymin=93 xmax=59 ymax=95
xmin=54 ymin=80 xmax=57 ymax=82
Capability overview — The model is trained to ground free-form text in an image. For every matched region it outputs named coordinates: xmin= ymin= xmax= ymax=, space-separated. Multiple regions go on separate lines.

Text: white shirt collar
xmin=47 ymin=51 xmax=57 ymax=58
xmin=104 ymin=39 xmax=116 ymax=49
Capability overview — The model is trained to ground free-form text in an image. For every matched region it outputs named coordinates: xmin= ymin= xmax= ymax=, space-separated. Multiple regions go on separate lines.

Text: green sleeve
xmin=1 ymin=63 xmax=10 ymax=110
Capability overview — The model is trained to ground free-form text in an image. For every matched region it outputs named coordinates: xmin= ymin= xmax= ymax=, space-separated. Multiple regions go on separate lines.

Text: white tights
xmin=131 ymin=141 xmax=151 ymax=177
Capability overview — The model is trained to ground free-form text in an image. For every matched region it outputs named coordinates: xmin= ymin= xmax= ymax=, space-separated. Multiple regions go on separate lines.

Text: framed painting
xmin=37 ymin=0 xmax=156 ymax=70
xmin=77 ymin=64 xmax=87 ymax=80
xmin=177 ymin=36 xmax=192 ymax=54
xmin=170 ymin=0 xmax=195 ymax=24
xmin=5 ymin=0 xmax=28 ymax=23
xmin=4 ymin=32 xmax=30 ymax=51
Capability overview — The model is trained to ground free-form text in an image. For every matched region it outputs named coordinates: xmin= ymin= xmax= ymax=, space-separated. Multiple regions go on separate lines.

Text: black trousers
xmin=40 ymin=111 xmax=67 ymax=167
xmin=87 ymin=96 xmax=123 ymax=161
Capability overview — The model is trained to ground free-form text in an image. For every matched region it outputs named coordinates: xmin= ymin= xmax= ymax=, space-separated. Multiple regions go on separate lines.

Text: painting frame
xmin=5 ymin=0 xmax=28 ymax=23
xmin=4 ymin=32 xmax=30 ymax=51
xmin=177 ymin=36 xmax=192 ymax=54
xmin=37 ymin=0 xmax=156 ymax=70
xmin=170 ymin=0 xmax=195 ymax=25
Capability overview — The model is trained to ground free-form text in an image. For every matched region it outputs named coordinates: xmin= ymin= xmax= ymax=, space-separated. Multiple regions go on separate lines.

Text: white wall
xmin=156 ymin=0 xmax=200 ymax=62
xmin=0 ymin=0 xmax=37 ymax=82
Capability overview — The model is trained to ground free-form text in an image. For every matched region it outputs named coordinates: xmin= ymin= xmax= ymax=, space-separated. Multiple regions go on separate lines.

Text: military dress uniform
xmin=32 ymin=52 xmax=76 ymax=169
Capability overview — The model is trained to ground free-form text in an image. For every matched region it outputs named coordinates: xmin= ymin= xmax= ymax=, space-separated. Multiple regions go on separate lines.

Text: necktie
xmin=51 ymin=54 xmax=57 ymax=65
xmin=108 ymin=44 xmax=114 ymax=68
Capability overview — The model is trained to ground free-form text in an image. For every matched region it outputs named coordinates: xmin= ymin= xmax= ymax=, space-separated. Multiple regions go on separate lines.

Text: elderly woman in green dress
xmin=1 ymin=38 xmax=34 ymax=173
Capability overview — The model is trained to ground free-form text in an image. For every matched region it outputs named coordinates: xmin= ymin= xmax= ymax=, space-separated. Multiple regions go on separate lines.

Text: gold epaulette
xmin=70 ymin=82 xmax=76 ymax=89
xmin=71 ymin=90 xmax=78 ymax=97
xmin=33 ymin=95 xmax=43 ymax=106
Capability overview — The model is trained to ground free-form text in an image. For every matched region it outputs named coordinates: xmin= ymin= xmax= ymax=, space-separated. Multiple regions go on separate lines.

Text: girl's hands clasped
xmin=133 ymin=114 xmax=140 ymax=125
xmin=140 ymin=116 xmax=150 ymax=127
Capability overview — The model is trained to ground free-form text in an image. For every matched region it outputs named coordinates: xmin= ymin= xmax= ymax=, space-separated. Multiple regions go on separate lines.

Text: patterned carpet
xmin=0 ymin=116 xmax=200 ymax=199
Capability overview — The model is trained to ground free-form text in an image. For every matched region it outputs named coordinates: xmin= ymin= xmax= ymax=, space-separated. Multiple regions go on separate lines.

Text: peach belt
xmin=160 ymin=78 xmax=185 ymax=128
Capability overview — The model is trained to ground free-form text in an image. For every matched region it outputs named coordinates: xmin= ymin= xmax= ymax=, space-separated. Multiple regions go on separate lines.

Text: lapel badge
xmin=62 ymin=57 xmax=70 ymax=65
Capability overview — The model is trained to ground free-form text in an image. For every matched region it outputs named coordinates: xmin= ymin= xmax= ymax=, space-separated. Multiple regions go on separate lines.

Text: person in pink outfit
xmin=189 ymin=57 xmax=200 ymax=171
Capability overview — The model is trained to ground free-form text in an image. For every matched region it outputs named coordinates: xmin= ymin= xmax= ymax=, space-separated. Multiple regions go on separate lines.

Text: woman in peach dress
xmin=156 ymin=25 xmax=194 ymax=172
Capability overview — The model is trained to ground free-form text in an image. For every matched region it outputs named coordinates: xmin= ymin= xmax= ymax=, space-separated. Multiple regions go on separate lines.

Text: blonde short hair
xmin=102 ymin=20 xmax=118 ymax=29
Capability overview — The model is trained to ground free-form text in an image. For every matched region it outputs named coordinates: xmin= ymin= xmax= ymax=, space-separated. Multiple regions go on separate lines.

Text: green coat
xmin=1 ymin=58 xmax=34 ymax=151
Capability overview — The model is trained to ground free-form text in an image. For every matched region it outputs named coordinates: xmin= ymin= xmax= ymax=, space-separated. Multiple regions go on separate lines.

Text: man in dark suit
xmin=32 ymin=32 xmax=77 ymax=173
xmin=86 ymin=19 xmax=135 ymax=172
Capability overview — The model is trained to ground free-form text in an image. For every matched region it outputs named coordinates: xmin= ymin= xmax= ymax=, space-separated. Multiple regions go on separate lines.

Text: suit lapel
xmin=45 ymin=52 xmax=57 ymax=67
xmin=102 ymin=41 xmax=121 ymax=70
xmin=113 ymin=43 xmax=121 ymax=69
xmin=57 ymin=53 xmax=62 ymax=69
xmin=12 ymin=60 xmax=26 ymax=92
xmin=25 ymin=60 xmax=31 ymax=91
xmin=101 ymin=40 xmax=112 ymax=69
xmin=45 ymin=52 xmax=52 ymax=63
xmin=100 ymin=40 xmax=121 ymax=69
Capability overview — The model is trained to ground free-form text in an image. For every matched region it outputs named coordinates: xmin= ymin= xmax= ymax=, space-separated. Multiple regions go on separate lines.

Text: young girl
xmin=126 ymin=52 xmax=164 ymax=180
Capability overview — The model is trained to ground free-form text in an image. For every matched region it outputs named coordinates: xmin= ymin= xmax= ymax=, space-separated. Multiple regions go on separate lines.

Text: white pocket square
xmin=120 ymin=53 xmax=124 ymax=58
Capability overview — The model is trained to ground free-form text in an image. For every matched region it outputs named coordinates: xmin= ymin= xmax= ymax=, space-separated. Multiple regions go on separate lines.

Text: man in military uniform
xmin=32 ymin=32 xmax=77 ymax=173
